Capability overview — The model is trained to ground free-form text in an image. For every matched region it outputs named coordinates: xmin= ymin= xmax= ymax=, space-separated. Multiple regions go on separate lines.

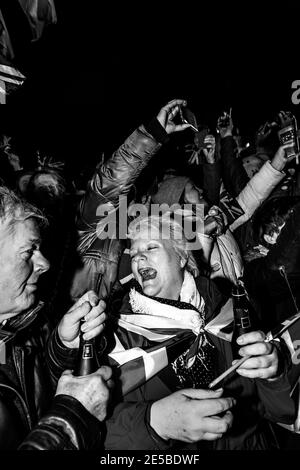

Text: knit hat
xmin=151 ymin=175 xmax=190 ymax=206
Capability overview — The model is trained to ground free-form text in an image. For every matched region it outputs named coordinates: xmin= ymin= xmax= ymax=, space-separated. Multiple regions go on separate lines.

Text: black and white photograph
xmin=1 ymin=0 xmax=300 ymax=461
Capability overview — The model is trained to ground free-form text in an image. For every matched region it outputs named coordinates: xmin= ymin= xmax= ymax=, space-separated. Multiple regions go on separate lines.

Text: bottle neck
xmin=232 ymin=280 xmax=247 ymax=298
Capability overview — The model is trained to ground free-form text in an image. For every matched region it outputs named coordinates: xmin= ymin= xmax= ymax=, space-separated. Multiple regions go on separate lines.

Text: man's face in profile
xmin=0 ymin=217 xmax=49 ymax=321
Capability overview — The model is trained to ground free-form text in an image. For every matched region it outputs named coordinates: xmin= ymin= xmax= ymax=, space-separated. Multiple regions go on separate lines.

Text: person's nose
xmin=134 ymin=250 xmax=148 ymax=264
xmin=34 ymin=251 xmax=50 ymax=275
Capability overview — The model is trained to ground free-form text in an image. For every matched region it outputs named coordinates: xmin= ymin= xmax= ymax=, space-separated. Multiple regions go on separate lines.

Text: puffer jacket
xmin=69 ymin=120 xmax=167 ymax=302
xmin=0 ymin=303 xmax=102 ymax=450
xmin=220 ymin=136 xmax=297 ymax=200
xmin=220 ymin=135 xmax=300 ymax=255
xmin=208 ymin=161 xmax=284 ymax=284
xmin=220 ymin=135 xmax=249 ymax=197
xmin=230 ymin=161 xmax=285 ymax=232
xmin=196 ymin=161 xmax=284 ymax=286
xmin=104 ymin=277 xmax=296 ymax=451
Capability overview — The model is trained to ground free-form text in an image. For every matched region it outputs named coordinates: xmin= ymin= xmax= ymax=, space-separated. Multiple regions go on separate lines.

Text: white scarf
xmin=124 ymin=270 xmax=235 ymax=342
xmin=125 ymin=270 xmax=206 ymax=336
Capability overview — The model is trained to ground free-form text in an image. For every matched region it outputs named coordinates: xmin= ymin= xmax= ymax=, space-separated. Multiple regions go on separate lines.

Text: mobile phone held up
xmin=218 ymin=108 xmax=232 ymax=129
xmin=179 ymin=106 xmax=198 ymax=132
xmin=277 ymin=113 xmax=300 ymax=162
xmin=195 ymin=127 xmax=210 ymax=151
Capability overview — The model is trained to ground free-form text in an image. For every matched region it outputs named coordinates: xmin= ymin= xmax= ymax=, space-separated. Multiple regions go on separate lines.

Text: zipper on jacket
xmin=12 ymin=346 xmax=33 ymax=429
xmin=0 ymin=383 xmax=32 ymax=431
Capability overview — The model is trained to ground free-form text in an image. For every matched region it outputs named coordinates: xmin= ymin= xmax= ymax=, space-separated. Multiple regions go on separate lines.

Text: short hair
xmin=127 ymin=215 xmax=199 ymax=278
xmin=0 ymin=185 xmax=47 ymax=232
xmin=25 ymin=169 xmax=67 ymax=209
xmin=253 ymin=196 xmax=300 ymax=245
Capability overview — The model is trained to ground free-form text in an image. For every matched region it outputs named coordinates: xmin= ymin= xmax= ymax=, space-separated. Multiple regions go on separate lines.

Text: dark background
xmin=1 ymin=1 xmax=300 ymax=171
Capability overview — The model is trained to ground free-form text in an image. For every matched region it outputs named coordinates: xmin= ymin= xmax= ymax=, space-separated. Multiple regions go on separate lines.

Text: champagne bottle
xmin=74 ymin=326 xmax=99 ymax=376
xmin=231 ymin=280 xmax=254 ymax=359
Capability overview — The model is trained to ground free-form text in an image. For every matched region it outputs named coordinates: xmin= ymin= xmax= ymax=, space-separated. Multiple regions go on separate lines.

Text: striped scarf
xmin=108 ymin=271 xmax=217 ymax=395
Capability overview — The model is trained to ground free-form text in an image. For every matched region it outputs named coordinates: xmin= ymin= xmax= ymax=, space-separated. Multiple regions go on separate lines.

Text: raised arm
xmin=202 ymin=134 xmax=222 ymax=206
xmin=230 ymin=145 xmax=293 ymax=232
xmin=218 ymin=116 xmax=249 ymax=197
xmin=77 ymin=99 xmax=192 ymax=236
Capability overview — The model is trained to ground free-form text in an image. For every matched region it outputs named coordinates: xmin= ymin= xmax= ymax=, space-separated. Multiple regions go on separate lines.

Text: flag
xmin=0 ymin=9 xmax=14 ymax=61
xmin=219 ymin=189 xmax=245 ymax=227
xmin=204 ymin=298 xmax=234 ymax=342
xmin=0 ymin=62 xmax=26 ymax=103
xmin=17 ymin=0 xmax=57 ymax=41
xmin=108 ymin=327 xmax=195 ymax=396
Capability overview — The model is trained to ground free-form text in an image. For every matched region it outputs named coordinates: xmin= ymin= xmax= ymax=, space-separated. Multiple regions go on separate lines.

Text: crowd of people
xmin=1 ymin=99 xmax=300 ymax=451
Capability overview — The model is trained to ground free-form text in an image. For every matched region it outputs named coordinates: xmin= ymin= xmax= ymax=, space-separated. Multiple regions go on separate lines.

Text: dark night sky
xmin=1 ymin=1 xmax=300 ymax=171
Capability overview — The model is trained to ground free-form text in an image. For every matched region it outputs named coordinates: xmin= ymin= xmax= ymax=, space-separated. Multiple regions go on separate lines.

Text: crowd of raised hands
xmin=1 ymin=97 xmax=300 ymax=451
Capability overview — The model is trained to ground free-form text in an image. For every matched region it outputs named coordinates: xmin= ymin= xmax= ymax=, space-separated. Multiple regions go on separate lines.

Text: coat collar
xmin=0 ymin=301 xmax=44 ymax=344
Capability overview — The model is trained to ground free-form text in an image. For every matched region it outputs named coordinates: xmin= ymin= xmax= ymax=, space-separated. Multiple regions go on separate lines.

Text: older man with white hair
xmin=0 ymin=186 xmax=112 ymax=450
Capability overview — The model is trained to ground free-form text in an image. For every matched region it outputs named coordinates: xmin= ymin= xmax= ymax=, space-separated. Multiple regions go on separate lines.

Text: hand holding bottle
xmin=58 ymin=291 xmax=106 ymax=349
xmin=55 ymin=366 xmax=113 ymax=422
xmin=234 ymin=330 xmax=279 ymax=379
xmin=204 ymin=207 xmax=225 ymax=238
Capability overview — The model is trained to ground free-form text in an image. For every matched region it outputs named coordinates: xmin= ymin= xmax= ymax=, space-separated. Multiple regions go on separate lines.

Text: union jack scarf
xmin=108 ymin=271 xmax=300 ymax=437
xmin=108 ymin=271 xmax=220 ymax=395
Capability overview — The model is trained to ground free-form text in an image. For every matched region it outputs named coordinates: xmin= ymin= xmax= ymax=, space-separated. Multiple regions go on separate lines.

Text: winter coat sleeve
xmin=77 ymin=123 xmax=165 ymax=254
xmin=256 ymin=374 xmax=297 ymax=425
xmin=255 ymin=340 xmax=297 ymax=425
xmin=18 ymin=395 xmax=103 ymax=450
xmin=69 ymin=122 xmax=166 ymax=301
xmin=220 ymin=136 xmax=249 ymax=197
xmin=202 ymin=161 xmax=221 ymax=206
xmin=230 ymin=161 xmax=285 ymax=232
xmin=46 ymin=327 xmax=78 ymax=387
xmin=104 ymin=401 xmax=174 ymax=450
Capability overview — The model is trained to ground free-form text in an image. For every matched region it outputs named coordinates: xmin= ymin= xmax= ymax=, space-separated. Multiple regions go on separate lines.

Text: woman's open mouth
xmin=138 ymin=267 xmax=157 ymax=281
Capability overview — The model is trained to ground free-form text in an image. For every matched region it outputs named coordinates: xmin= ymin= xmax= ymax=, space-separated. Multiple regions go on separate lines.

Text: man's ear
xmin=263 ymin=232 xmax=277 ymax=245
xmin=180 ymin=258 xmax=187 ymax=269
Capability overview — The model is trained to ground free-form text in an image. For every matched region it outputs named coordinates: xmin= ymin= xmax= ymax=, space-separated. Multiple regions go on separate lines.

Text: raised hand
xmin=204 ymin=206 xmax=225 ymax=237
xmin=255 ymin=120 xmax=276 ymax=148
xmin=217 ymin=114 xmax=234 ymax=139
xmin=203 ymin=134 xmax=216 ymax=163
xmin=277 ymin=110 xmax=294 ymax=128
xmin=271 ymin=144 xmax=299 ymax=172
xmin=156 ymin=99 xmax=193 ymax=134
